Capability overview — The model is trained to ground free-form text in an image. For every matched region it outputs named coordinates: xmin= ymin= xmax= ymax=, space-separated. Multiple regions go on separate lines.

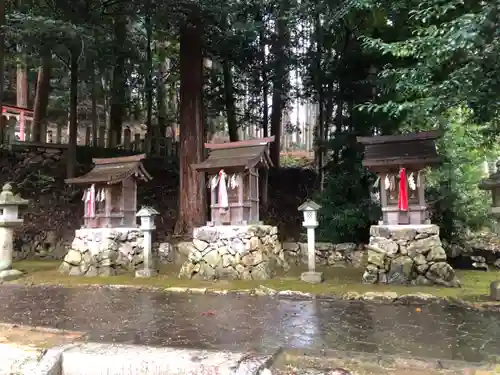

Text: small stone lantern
xmin=490 ymin=280 xmax=500 ymax=301
xmin=0 ymin=183 xmax=29 ymax=281
xmin=135 ymin=206 xmax=159 ymax=278
xmin=298 ymin=200 xmax=323 ymax=284
xmin=479 ymin=161 xmax=500 ymax=217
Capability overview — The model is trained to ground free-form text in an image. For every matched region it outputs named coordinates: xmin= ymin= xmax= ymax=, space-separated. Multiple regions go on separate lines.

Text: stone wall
xmin=58 ymin=228 xmax=144 ymax=276
xmin=161 ymin=239 xmax=366 ymax=268
xmin=178 ymin=225 xmax=288 ymax=280
xmin=282 ymin=241 xmax=365 ymax=267
xmin=363 ymin=225 xmax=460 ymax=287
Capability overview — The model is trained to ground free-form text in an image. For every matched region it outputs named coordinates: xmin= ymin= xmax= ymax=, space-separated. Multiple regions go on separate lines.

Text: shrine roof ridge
xmin=204 ymin=136 xmax=275 ymax=150
xmin=193 ymin=137 xmax=274 ymax=172
xmin=357 ymin=130 xmax=442 ymax=145
xmin=92 ymin=153 xmax=147 ymax=165
xmin=65 ymin=153 xmax=152 ymax=185
xmin=361 ymin=156 xmax=441 ymax=168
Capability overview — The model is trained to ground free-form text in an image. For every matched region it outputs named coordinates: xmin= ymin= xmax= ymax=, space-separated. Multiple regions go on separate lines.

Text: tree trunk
xmin=145 ymin=4 xmax=153 ymax=136
xmin=16 ymin=55 xmax=29 ymax=110
xmin=222 ymin=60 xmax=238 ymax=141
xmin=90 ymin=62 xmax=98 ymax=146
xmin=269 ymin=0 xmax=289 ymax=167
xmin=109 ymin=16 xmax=127 ymax=147
xmin=67 ymin=52 xmax=78 ymax=178
xmin=32 ymin=52 xmax=51 ymax=142
xmin=258 ymin=14 xmax=268 ymax=138
xmin=313 ymin=11 xmax=326 ymax=190
xmin=174 ymin=12 xmax=206 ymax=235
xmin=156 ymin=42 xmax=167 ymax=136
xmin=0 ymin=0 xmax=4 ymax=119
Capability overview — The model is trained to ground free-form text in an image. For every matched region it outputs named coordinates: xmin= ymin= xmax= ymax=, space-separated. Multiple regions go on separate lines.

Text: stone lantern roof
xmin=298 ymin=200 xmax=321 ymax=211
xmin=0 ymin=183 xmax=29 ymax=207
xmin=479 ymin=161 xmax=500 ymax=190
xmin=136 ymin=206 xmax=159 ymax=217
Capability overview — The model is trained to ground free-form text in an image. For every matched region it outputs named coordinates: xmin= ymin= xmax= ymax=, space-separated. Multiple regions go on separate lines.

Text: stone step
xmin=22 ymin=343 xmax=276 ymax=375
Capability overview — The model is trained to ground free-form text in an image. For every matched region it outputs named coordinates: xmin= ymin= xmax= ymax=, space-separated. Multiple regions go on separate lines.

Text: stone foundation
xmin=178 ymin=225 xmax=288 ymax=280
xmin=363 ymin=225 xmax=460 ymax=287
xmin=58 ymin=228 xmax=144 ymax=276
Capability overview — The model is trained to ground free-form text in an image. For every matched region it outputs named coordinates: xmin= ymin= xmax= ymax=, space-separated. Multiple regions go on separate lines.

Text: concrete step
xmin=20 ymin=343 xmax=276 ymax=375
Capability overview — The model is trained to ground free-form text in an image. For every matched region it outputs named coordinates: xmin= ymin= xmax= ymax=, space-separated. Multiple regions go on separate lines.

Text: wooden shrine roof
xmin=192 ymin=137 xmax=274 ymax=173
xmin=65 ymin=154 xmax=152 ymax=185
xmin=357 ymin=131 xmax=442 ymax=170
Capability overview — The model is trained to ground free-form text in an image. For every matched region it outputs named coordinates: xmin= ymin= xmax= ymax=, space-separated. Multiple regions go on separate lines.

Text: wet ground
xmin=0 ymin=285 xmax=499 ymax=363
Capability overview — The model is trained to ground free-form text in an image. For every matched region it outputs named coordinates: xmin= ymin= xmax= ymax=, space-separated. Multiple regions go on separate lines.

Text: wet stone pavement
xmin=0 ymin=285 xmax=500 ymax=363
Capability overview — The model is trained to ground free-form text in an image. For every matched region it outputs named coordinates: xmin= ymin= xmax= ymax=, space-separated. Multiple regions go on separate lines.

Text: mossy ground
xmin=9 ymin=260 xmax=500 ymax=301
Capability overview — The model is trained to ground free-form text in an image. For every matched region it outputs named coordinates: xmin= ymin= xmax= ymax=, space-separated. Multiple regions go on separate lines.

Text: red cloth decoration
xmin=398 ymin=168 xmax=408 ymax=211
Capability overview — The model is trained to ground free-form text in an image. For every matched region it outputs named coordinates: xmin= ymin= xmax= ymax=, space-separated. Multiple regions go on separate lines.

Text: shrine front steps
xmin=363 ymin=224 xmax=461 ymax=287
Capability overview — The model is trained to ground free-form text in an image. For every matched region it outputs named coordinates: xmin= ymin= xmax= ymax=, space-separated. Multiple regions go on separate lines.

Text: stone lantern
xmin=478 ymin=161 xmax=500 ymax=300
xmin=135 ymin=206 xmax=159 ymax=278
xmin=479 ymin=160 xmax=500 ymax=217
xmin=298 ymin=200 xmax=322 ymax=284
xmin=0 ymin=183 xmax=29 ymax=281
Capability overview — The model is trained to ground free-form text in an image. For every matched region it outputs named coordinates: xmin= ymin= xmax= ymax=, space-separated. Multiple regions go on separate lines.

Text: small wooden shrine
xmin=357 ymin=131 xmax=442 ymax=225
xmin=65 ymin=154 xmax=152 ymax=228
xmin=479 ymin=160 xmax=500 ymax=216
xmin=192 ymin=137 xmax=274 ymax=225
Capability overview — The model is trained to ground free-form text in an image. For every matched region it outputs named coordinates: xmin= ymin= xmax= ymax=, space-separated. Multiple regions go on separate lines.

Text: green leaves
xmin=426 ymin=107 xmax=497 ymax=240
xmin=361 ymin=0 xmax=500 ymax=126
xmin=6 ymin=12 xmax=84 ymax=45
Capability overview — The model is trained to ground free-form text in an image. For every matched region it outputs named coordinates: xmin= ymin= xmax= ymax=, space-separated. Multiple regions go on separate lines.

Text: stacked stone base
xmin=58 ymin=228 xmax=144 ymax=276
xmin=363 ymin=225 xmax=460 ymax=287
xmin=179 ymin=225 xmax=288 ymax=280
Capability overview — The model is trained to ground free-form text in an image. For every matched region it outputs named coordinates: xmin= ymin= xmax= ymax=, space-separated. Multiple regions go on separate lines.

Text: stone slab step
xmin=19 ymin=343 xmax=276 ymax=375
xmin=0 ymin=344 xmax=46 ymax=375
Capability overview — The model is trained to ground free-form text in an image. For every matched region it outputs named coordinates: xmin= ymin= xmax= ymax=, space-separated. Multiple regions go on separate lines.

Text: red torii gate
xmin=1 ymin=105 xmax=34 ymax=141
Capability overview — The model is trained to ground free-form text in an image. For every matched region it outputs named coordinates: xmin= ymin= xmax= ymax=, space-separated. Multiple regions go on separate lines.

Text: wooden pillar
xmin=132 ymin=179 xmax=137 ymax=226
xmin=0 ymin=115 xmax=5 ymax=144
xmin=7 ymin=117 xmax=15 ymax=142
xmin=110 ymin=130 xmax=117 ymax=148
xmin=98 ymin=126 xmax=105 ymax=147
xmin=123 ymin=128 xmax=131 ymax=150
xmin=85 ymin=127 xmax=91 ymax=146
xmin=133 ymin=133 xmax=141 ymax=151
xmin=39 ymin=120 xmax=46 ymax=142
xmin=104 ymin=187 xmax=112 ymax=227
xmin=417 ymin=171 xmax=426 ymax=223
xmin=254 ymin=172 xmax=260 ymax=222
xmin=56 ymin=122 xmax=63 ymax=143
xmin=237 ymin=174 xmax=244 ymax=224
xmin=25 ymin=120 xmax=32 ymax=141
xmin=261 ymin=168 xmax=268 ymax=208
xmin=379 ymin=173 xmax=387 ymax=225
